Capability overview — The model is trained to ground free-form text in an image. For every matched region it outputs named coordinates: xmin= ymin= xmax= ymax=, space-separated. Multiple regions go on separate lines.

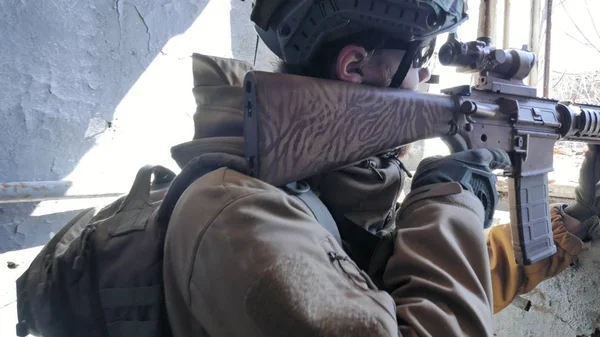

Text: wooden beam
xmin=529 ymin=0 xmax=542 ymax=87
xmin=478 ymin=0 xmax=497 ymax=42
xmin=543 ymin=0 xmax=553 ymax=98
xmin=503 ymin=0 xmax=511 ymax=48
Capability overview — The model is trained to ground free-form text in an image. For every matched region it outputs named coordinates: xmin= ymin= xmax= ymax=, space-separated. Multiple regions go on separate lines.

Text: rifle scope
xmin=439 ymin=34 xmax=536 ymax=81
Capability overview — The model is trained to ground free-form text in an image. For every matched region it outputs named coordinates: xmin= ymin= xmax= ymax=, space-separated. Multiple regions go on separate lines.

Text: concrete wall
xmin=0 ymin=0 xmax=278 ymax=253
xmin=494 ymin=243 xmax=600 ymax=336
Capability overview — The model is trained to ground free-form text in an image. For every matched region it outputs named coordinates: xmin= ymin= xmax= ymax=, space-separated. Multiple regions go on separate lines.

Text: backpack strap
xmin=283 ymin=181 xmax=342 ymax=246
xmin=284 ymin=181 xmax=392 ymax=289
xmin=156 ymin=154 xmax=247 ymax=226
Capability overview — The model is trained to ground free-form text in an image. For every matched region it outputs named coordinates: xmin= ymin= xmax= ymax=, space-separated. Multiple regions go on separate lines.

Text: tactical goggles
xmin=413 ymin=38 xmax=437 ymax=68
xmin=373 ymin=37 xmax=436 ymax=68
xmin=371 ymin=37 xmax=436 ymax=88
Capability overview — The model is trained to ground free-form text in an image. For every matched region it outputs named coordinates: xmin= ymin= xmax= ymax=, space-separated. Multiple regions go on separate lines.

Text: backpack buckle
xmin=16 ymin=321 xmax=28 ymax=337
xmin=282 ymin=181 xmax=310 ymax=195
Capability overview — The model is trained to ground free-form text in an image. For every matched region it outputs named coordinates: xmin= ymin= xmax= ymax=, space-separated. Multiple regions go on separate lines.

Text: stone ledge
xmin=496 ymin=177 xmax=576 ymax=201
xmin=402 ymin=174 xmax=577 ymax=203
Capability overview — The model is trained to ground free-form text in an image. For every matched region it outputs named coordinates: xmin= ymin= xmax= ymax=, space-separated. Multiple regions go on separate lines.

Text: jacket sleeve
xmin=487 ymin=204 xmax=587 ymax=313
xmin=383 ymin=182 xmax=494 ymax=337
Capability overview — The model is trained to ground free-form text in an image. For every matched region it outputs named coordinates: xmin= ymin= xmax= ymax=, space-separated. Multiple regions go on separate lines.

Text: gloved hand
xmin=564 ymin=145 xmax=600 ymax=240
xmin=411 ymin=148 xmax=512 ymax=229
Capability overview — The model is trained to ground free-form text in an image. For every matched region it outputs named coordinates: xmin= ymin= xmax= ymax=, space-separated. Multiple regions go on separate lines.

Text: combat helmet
xmin=251 ymin=0 xmax=468 ymax=86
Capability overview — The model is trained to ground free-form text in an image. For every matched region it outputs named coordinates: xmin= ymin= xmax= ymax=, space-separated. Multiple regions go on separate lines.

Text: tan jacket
xmin=163 ymin=54 xmax=586 ymax=337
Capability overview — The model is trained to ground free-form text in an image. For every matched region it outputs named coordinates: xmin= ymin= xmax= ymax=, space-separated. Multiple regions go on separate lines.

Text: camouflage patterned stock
xmin=243 ymin=71 xmax=457 ymax=187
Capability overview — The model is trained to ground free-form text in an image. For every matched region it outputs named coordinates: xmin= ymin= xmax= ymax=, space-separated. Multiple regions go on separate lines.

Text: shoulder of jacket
xmin=181 ymin=167 xmax=285 ymax=204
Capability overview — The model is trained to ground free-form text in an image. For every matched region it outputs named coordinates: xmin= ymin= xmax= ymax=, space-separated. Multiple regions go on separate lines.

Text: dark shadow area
xmin=0 ymin=0 xmax=209 ymax=253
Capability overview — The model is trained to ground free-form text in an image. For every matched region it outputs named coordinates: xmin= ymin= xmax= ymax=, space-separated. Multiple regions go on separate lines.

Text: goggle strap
xmin=390 ymin=40 xmax=422 ymax=88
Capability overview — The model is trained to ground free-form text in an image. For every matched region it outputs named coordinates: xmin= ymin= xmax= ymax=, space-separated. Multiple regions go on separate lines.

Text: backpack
xmin=15 ymin=162 xmax=339 ymax=337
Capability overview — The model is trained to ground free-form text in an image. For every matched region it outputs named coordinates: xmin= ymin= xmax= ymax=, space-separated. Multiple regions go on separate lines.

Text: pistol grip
xmin=508 ymin=173 xmax=557 ymax=265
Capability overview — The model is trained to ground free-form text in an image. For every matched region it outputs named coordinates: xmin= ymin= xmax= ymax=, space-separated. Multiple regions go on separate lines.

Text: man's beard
xmin=397 ymin=144 xmax=411 ymax=158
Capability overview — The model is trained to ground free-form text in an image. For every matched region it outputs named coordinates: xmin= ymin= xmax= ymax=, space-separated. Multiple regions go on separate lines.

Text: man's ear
xmin=336 ymin=45 xmax=368 ymax=84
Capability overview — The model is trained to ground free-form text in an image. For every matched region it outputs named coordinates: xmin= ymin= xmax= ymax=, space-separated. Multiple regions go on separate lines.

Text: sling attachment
xmin=283 ymin=181 xmax=342 ymax=246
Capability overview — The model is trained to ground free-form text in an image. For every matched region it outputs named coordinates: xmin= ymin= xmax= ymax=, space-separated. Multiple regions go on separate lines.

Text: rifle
xmin=243 ymin=34 xmax=600 ymax=266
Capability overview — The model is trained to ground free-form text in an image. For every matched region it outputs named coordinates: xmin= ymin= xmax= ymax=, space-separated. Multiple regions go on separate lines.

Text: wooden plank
xmin=479 ymin=0 xmax=498 ymax=43
xmin=529 ymin=0 xmax=542 ymax=87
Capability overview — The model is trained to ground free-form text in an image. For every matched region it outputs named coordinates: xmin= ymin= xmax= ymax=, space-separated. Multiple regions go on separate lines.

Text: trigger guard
xmin=442 ymin=134 xmax=469 ymax=153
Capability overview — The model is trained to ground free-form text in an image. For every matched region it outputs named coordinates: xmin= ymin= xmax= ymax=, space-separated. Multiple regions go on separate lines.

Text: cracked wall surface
xmin=0 ymin=0 xmax=278 ymax=252
xmin=1 ymin=0 xmax=207 ymax=183
xmin=494 ymin=242 xmax=600 ymax=336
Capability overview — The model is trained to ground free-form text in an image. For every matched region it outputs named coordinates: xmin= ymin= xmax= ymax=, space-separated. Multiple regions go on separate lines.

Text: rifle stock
xmin=244 ymin=71 xmax=457 ymax=187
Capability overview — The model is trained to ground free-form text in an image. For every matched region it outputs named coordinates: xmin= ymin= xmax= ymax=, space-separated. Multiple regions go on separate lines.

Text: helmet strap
xmin=253 ymin=34 xmax=260 ymax=66
xmin=389 ymin=41 xmax=421 ymax=88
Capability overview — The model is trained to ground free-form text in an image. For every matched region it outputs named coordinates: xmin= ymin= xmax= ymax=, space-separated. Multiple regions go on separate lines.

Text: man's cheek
xmin=399 ymin=70 xmax=419 ymax=90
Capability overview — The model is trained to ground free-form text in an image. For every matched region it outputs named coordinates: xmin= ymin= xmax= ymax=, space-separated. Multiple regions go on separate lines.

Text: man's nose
xmin=418 ymin=67 xmax=432 ymax=83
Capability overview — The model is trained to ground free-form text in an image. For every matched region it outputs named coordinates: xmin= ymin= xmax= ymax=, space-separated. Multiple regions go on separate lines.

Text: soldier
xmin=163 ymin=1 xmax=592 ymax=336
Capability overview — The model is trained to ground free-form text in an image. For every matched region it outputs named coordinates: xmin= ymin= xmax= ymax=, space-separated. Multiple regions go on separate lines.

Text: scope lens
xmin=439 ymin=44 xmax=454 ymax=65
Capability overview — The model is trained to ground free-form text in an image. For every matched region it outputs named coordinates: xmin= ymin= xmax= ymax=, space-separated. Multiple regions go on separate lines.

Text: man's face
xmin=334 ymin=45 xmax=431 ymax=90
